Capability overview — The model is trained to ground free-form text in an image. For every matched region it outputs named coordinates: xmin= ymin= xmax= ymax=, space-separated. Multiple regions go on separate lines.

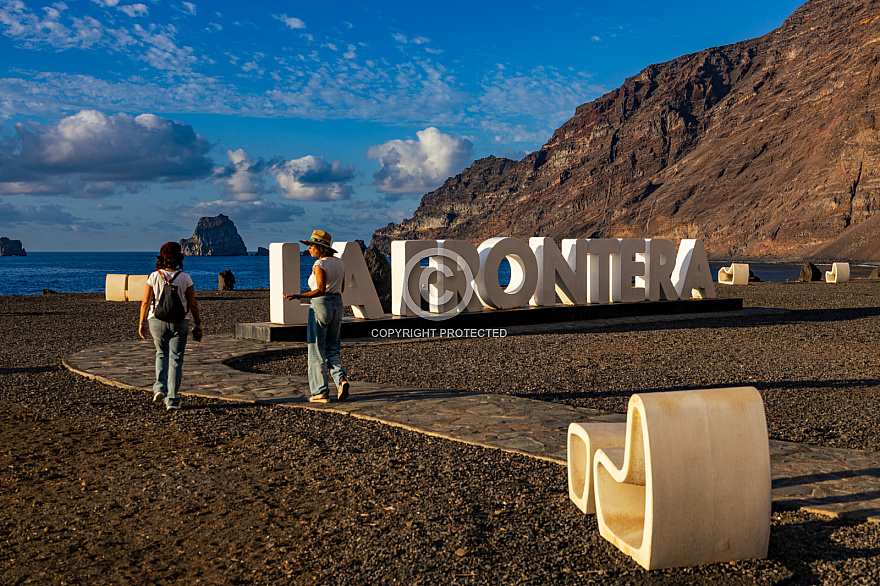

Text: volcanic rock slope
xmin=372 ymin=0 xmax=880 ymax=260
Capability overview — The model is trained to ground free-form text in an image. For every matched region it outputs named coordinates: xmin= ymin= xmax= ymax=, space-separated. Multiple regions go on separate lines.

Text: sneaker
xmin=337 ymin=379 xmax=350 ymax=402
xmin=166 ymin=402 xmax=181 ymax=411
xmin=153 ymin=391 xmax=165 ymax=404
xmin=309 ymin=393 xmax=329 ymax=403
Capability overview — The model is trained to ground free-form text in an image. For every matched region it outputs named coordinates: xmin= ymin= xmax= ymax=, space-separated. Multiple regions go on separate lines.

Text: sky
xmin=0 ymin=0 xmax=804 ymax=252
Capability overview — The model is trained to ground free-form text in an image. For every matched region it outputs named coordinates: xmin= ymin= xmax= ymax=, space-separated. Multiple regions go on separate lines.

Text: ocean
xmin=0 ymin=252 xmax=876 ymax=296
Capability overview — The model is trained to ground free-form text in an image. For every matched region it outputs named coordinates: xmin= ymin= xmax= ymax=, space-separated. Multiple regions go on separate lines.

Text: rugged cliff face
xmin=0 ymin=237 xmax=26 ymax=256
xmin=372 ymin=0 xmax=880 ymax=260
xmin=180 ymin=214 xmax=248 ymax=256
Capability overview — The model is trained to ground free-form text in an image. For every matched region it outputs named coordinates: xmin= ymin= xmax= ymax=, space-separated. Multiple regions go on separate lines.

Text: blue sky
xmin=0 ymin=0 xmax=803 ymax=252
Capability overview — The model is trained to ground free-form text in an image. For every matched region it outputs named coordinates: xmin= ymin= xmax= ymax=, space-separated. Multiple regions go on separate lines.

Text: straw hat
xmin=299 ymin=229 xmax=338 ymax=254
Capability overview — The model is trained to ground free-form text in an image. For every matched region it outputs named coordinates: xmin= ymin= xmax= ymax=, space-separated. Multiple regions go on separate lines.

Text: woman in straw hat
xmin=138 ymin=241 xmax=203 ymax=410
xmin=284 ymin=229 xmax=350 ymax=403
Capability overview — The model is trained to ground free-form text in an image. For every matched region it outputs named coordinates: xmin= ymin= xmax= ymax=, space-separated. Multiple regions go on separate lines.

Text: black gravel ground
xmin=1 ymin=284 xmax=879 ymax=585
xmin=242 ymin=282 xmax=880 ymax=453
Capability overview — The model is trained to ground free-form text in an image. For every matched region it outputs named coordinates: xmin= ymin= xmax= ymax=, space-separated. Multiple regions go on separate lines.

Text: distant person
xmin=138 ymin=241 xmax=203 ymax=410
xmin=284 ymin=229 xmax=350 ymax=403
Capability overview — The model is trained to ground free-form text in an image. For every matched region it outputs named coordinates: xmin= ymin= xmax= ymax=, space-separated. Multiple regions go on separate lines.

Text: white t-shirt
xmin=147 ymin=269 xmax=194 ymax=320
xmin=308 ymin=256 xmax=344 ymax=294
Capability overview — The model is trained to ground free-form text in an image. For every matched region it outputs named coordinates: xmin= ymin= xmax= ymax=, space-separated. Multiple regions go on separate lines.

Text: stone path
xmin=63 ymin=308 xmax=880 ymax=523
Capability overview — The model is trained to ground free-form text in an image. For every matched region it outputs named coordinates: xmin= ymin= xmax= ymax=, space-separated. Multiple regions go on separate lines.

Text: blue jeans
xmin=148 ymin=318 xmax=190 ymax=406
xmin=307 ymin=293 xmax=347 ymax=396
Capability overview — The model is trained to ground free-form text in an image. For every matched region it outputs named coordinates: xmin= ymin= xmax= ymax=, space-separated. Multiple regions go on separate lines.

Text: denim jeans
xmin=148 ymin=318 xmax=190 ymax=406
xmin=307 ymin=293 xmax=347 ymax=396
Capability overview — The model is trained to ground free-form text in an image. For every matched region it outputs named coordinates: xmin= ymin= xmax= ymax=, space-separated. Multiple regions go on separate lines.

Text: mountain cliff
xmin=180 ymin=214 xmax=248 ymax=256
xmin=372 ymin=0 xmax=880 ymax=261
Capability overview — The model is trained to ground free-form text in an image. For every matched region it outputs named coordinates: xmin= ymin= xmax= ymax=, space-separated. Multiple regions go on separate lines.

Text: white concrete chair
xmin=105 ymin=274 xmax=128 ymax=301
xmin=567 ymin=422 xmax=627 ymax=514
xmin=592 ymin=387 xmax=771 ymax=570
xmin=825 ymin=262 xmax=850 ymax=283
xmin=717 ymin=263 xmax=749 ymax=285
xmin=126 ymin=275 xmax=149 ymax=301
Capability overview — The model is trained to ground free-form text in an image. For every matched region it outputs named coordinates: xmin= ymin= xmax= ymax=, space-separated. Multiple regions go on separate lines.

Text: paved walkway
xmin=64 ymin=308 xmax=880 ymax=523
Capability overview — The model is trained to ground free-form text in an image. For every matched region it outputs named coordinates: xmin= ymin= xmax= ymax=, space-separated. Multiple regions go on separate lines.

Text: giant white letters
xmin=431 ymin=240 xmax=483 ymax=314
xmin=391 ymin=240 xmax=435 ymax=316
xmin=269 ymin=242 xmax=309 ymax=325
xmin=586 ymin=239 xmax=619 ymax=304
xmin=672 ymin=239 xmax=716 ymax=300
xmin=338 ymin=242 xmax=385 ymax=319
xmin=268 ymin=237 xmax=716 ymax=324
xmin=614 ymin=239 xmax=647 ymax=303
xmin=475 ymin=237 xmax=539 ymax=310
xmin=638 ymin=239 xmax=679 ymax=301
xmin=530 ymin=237 xmax=587 ymax=306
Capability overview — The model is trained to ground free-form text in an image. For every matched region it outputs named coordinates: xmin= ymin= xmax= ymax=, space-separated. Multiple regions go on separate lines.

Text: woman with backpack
xmin=138 ymin=241 xmax=203 ymax=410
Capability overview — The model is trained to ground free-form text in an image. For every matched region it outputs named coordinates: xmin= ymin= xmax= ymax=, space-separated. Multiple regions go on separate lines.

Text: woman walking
xmin=138 ymin=241 xmax=203 ymax=410
xmin=285 ymin=230 xmax=350 ymax=403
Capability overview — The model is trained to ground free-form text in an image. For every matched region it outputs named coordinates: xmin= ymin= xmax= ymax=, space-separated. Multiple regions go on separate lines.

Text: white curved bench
xmin=591 ymin=387 xmax=770 ymax=570
xmin=717 ymin=263 xmax=749 ymax=285
xmin=567 ymin=422 xmax=627 ymax=514
xmin=126 ymin=275 xmax=149 ymax=301
xmin=825 ymin=262 xmax=850 ymax=283
xmin=105 ymin=274 xmax=128 ymax=301
xmin=105 ymin=274 xmax=149 ymax=302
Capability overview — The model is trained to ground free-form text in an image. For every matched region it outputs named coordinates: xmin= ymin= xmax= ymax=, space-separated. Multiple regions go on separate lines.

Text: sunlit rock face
xmin=180 ymin=214 xmax=247 ymax=256
xmin=373 ymin=0 xmax=880 ymax=261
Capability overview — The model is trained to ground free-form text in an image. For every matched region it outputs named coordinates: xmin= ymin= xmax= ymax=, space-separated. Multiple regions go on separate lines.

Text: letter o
xmin=475 ymin=237 xmax=539 ymax=309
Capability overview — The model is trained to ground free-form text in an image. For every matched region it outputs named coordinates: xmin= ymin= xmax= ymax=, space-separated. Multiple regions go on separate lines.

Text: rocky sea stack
xmin=180 ymin=214 xmax=247 ymax=256
xmin=372 ymin=0 xmax=880 ymax=261
xmin=0 ymin=237 xmax=26 ymax=256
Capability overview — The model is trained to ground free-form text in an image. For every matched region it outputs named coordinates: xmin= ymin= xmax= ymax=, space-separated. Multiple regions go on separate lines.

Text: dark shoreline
xmin=2 ymin=284 xmax=879 ymax=584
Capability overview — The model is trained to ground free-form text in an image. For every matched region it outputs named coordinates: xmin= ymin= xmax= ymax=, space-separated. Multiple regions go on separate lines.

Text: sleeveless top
xmin=308 ymin=256 xmax=344 ymax=294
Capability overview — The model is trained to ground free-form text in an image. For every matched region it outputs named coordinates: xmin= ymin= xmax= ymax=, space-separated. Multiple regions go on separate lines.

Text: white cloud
xmin=270 ymin=155 xmax=355 ymax=201
xmin=274 ymin=14 xmax=305 ymax=29
xmin=213 ymin=149 xmax=270 ymax=202
xmin=118 ymin=4 xmax=148 ymax=17
xmin=0 ymin=201 xmax=102 ymax=231
xmin=479 ymin=120 xmax=549 ymax=145
xmin=314 ymin=204 xmax=417 ymax=242
xmin=133 ymin=26 xmax=198 ymax=73
xmin=0 ymin=2 xmax=603 ymax=150
xmin=182 ymin=2 xmax=196 ymax=15
xmin=177 ymin=199 xmax=304 ymax=223
xmin=0 ymin=1 xmax=104 ymax=49
xmin=475 ymin=67 xmax=607 ymax=142
xmin=366 ymin=127 xmax=473 ymax=195
xmin=392 ymin=33 xmax=430 ymax=45
xmin=0 ymin=110 xmax=213 ymax=197
xmin=483 ymin=67 xmax=607 ymax=118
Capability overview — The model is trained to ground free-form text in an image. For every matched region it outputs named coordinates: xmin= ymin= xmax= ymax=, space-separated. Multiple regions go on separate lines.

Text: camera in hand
xmin=193 ymin=328 xmax=202 ymax=342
